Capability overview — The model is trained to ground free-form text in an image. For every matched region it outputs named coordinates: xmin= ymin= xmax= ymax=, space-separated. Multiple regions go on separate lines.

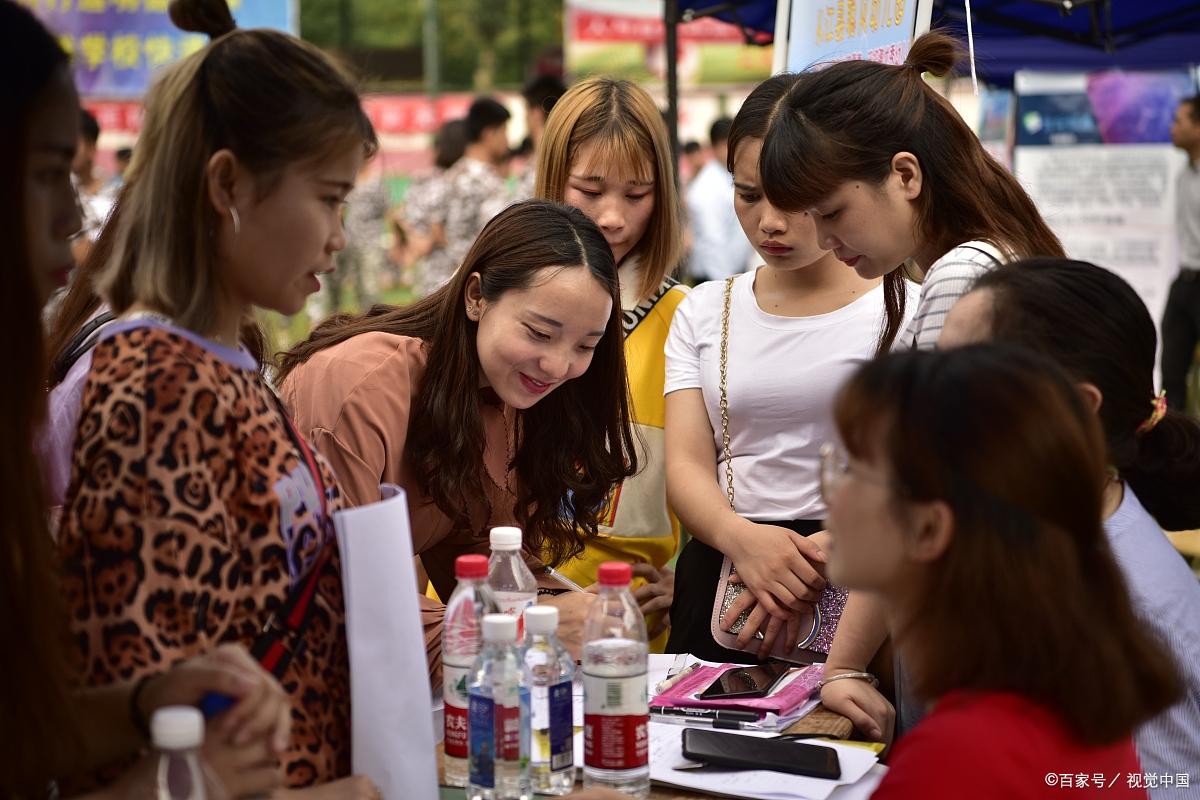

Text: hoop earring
xmin=230 ymin=207 xmax=241 ymax=236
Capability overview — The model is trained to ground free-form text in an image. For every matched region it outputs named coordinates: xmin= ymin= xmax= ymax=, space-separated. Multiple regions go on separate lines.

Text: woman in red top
xmin=821 ymin=345 xmax=1180 ymax=799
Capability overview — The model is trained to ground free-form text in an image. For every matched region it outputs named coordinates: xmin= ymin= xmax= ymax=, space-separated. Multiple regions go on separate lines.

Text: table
xmin=436 ymin=704 xmax=855 ymax=799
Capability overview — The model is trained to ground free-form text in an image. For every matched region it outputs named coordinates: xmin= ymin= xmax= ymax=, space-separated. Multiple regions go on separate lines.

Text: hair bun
xmin=904 ymin=31 xmax=961 ymax=78
xmin=168 ymin=0 xmax=236 ymax=39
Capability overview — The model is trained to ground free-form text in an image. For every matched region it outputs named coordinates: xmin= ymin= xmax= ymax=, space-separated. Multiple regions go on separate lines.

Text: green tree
xmin=300 ymin=0 xmax=563 ymax=91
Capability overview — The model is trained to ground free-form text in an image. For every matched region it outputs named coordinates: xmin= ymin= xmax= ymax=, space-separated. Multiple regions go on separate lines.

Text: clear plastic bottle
xmin=488 ymin=526 xmax=537 ymax=639
xmin=582 ymin=562 xmax=650 ymax=799
xmin=153 ymin=706 xmax=218 ymax=800
xmin=468 ymin=614 xmax=532 ymax=800
xmin=524 ymin=605 xmax=576 ymax=795
xmin=443 ymin=554 xmax=498 ymax=787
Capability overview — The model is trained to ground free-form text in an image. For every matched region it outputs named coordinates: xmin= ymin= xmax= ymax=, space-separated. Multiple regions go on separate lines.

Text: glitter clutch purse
xmin=708 ymin=277 xmax=847 ymax=662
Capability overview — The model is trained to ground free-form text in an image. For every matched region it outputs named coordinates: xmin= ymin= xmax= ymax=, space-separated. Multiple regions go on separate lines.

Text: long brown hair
xmin=834 ymin=345 xmax=1180 ymax=744
xmin=535 ymin=78 xmax=682 ymax=301
xmin=279 ymin=200 xmax=639 ymax=566
xmin=96 ymin=0 xmax=376 ymax=335
xmin=759 ymin=32 xmax=1063 ymax=268
xmin=727 ymin=72 xmax=907 ymax=353
xmin=975 ymin=258 xmax=1200 ymax=532
xmin=0 ymin=1 xmax=81 ymax=792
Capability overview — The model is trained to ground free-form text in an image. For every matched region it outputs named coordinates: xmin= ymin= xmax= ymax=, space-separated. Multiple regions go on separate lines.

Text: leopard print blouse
xmin=56 ymin=321 xmax=350 ymax=787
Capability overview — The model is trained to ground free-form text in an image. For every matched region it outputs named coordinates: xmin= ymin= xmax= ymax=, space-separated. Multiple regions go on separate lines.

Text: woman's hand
xmin=724 ymin=521 xmax=828 ymax=617
xmin=721 ymin=579 xmax=810 ymax=656
xmin=140 ymin=643 xmax=291 ymax=754
xmin=631 ymin=562 xmax=674 ymax=639
xmin=542 ymin=589 xmax=597 ymax=661
xmin=819 ymin=673 xmax=895 ymax=744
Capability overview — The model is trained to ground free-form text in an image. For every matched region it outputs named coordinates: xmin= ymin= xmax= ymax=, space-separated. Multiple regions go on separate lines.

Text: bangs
xmin=758 ymin=111 xmax=852 ymax=213
xmin=832 ymin=368 xmax=897 ymax=465
xmin=573 ymin=126 xmax=655 ymax=186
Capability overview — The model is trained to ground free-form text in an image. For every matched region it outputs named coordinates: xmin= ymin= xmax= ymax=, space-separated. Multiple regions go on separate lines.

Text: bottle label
xmin=442 ymin=662 xmax=471 ymax=759
xmin=548 ymin=679 xmax=574 ymax=772
xmin=468 ymin=692 xmax=495 ymax=788
xmin=583 ymin=671 xmax=648 ymax=771
xmin=493 ymin=591 xmax=535 ymax=640
xmin=497 ymin=698 xmax=522 ymax=762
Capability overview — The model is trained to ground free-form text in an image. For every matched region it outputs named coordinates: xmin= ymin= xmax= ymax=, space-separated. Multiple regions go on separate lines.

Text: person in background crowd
xmin=684 ymin=117 xmax=753 ymax=282
xmin=110 ymin=145 xmax=132 ymax=189
xmin=516 ymin=73 xmax=567 ymax=198
xmin=56 ymin=0 xmax=382 ymax=792
xmin=2 ymin=3 xmax=292 ymax=797
xmin=276 ymin=201 xmax=639 ymax=685
xmin=826 ymin=346 xmax=1181 ymax=800
xmin=535 ymin=77 xmax=685 ymax=647
xmin=681 ymin=139 xmax=705 ymax=185
xmin=759 ymin=32 xmax=1066 ymax=734
xmin=315 ymin=160 xmax=391 ymax=319
xmin=417 ymin=96 xmax=512 ymax=297
xmin=939 ymin=258 xmax=1200 ymax=797
xmin=71 ymin=108 xmax=114 ymax=264
xmin=394 ymin=117 xmax=468 ymax=287
xmin=1162 ymin=94 xmax=1200 ymax=412
xmin=665 ymin=73 xmax=918 ymax=663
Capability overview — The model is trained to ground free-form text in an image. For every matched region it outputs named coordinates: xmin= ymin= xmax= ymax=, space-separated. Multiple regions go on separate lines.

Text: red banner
xmin=569 ymin=10 xmax=749 ymax=44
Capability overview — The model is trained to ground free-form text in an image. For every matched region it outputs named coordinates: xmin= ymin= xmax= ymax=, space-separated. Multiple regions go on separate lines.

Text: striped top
xmin=898 ymin=241 xmax=1003 ymax=350
xmin=1106 ymin=485 xmax=1200 ymax=797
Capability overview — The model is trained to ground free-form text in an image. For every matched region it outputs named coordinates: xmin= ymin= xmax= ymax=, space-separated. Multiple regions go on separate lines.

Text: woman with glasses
xmin=822 ymin=345 xmax=1179 ymax=799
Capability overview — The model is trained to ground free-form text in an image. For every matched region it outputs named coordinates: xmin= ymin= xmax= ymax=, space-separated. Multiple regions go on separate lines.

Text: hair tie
xmin=1136 ymin=390 xmax=1167 ymax=434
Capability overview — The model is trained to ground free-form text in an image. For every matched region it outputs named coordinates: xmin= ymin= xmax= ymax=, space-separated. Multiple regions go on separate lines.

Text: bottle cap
xmin=524 ymin=605 xmax=559 ymax=635
xmin=598 ymin=561 xmax=633 ymax=586
xmin=489 ymin=526 xmax=522 ymax=551
xmin=455 ymin=554 xmax=489 ymax=580
xmin=482 ymin=613 xmax=518 ymax=643
xmin=151 ymin=706 xmax=205 ymax=751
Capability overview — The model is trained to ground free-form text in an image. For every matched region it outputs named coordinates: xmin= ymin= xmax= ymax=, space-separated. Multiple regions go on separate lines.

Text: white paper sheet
xmin=336 ymin=484 xmax=439 ymax=800
xmin=645 ymin=723 xmax=878 ymax=800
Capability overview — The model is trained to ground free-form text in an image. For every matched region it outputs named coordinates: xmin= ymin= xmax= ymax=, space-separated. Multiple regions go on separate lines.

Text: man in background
xmin=516 ymin=74 xmax=566 ymax=198
xmin=684 ymin=117 xmax=752 ymax=283
xmin=1163 ymin=95 xmax=1200 ymax=412
xmin=419 ymin=97 xmax=512 ymax=296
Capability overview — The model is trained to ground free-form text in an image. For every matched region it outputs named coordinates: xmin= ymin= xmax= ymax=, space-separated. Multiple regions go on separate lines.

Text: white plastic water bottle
xmin=443 ymin=554 xmax=497 ymax=787
xmin=488 ymin=526 xmax=537 ymax=639
xmin=524 ymin=605 xmax=576 ymax=795
xmin=153 ymin=706 xmax=216 ymax=800
xmin=468 ymin=614 xmax=532 ymax=800
xmin=582 ymin=562 xmax=650 ymax=799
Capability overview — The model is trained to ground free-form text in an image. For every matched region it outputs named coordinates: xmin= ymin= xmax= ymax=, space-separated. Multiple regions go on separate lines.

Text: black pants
xmin=666 ymin=519 xmax=823 ymax=663
xmin=1161 ymin=269 xmax=1200 ymax=411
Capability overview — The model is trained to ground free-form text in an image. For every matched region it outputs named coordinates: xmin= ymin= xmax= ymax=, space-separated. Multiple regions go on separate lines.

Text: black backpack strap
xmin=48 ymin=310 xmax=117 ymax=387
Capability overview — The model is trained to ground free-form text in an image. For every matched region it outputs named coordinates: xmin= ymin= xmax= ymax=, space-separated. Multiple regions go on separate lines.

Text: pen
xmin=654 ymin=661 xmax=701 ymax=693
xmin=544 ymin=565 xmax=588 ymax=593
xmin=650 ymin=706 xmax=760 ymax=723
xmin=650 ymin=715 xmax=762 ymax=731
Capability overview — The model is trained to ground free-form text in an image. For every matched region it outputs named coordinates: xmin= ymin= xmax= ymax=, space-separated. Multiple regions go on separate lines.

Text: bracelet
xmin=129 ymin=674 xmax=155 ymax=740
xmin=817 ymin=671 xmax=879 ymax=689
xmin=537 ymin=588 xmax=568 ymax=597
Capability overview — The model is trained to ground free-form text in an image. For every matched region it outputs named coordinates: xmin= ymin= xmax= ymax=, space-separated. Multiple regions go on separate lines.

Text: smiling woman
xmin=277 ymin=199 xmax=639 ymax=686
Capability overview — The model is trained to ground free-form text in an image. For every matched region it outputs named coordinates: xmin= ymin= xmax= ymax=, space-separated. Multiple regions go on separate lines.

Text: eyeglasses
xmin=818 ymin=441 xmax=895 ymax=505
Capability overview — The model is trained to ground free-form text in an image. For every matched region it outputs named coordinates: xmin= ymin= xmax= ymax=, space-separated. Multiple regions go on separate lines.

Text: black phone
xmin=681 ymin=728 xmax=842 ymax=780
xmin=697 ymin=660 xmax=793 ymax=700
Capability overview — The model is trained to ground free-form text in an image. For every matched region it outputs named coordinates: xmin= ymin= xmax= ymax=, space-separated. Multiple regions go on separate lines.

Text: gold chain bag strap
xmin=709 ymin=276 xmax=826 ymax=658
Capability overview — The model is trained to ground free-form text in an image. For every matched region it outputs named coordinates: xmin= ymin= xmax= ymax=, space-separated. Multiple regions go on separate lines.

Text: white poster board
xmin=774 ymin=0 xmax=933 ymax=73
xmin=335 ymin=484 xmax=439 ymax=800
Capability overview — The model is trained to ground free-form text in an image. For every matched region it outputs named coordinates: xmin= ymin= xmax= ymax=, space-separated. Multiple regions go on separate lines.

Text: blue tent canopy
xmin=673 ymin=1 xmax=1200 ymax=83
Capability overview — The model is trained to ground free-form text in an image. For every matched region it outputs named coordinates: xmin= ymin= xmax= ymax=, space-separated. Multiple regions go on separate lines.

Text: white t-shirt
xmin=664 ymin=270 xmax=918 ymax=520
xmin=684 ymin=160 xmax=754 ymax=281
xmin=898 ymin=241 xmax=1003 ymax=350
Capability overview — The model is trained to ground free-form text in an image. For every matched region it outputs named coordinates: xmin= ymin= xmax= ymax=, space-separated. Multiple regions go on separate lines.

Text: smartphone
xmin=697 ymin=660 xmax=793 ymax=700
xmin=681 ymin=728 xmax=841 ymax=780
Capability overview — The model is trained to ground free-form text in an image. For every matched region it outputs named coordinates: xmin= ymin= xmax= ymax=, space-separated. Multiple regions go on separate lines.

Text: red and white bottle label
xmin=583 ymin=672 xmax=648 ymax=770
xmin=443 ymin=662 xmax=471 ymax=758
xmin=497 ymin=701 xmax=522 ymax=761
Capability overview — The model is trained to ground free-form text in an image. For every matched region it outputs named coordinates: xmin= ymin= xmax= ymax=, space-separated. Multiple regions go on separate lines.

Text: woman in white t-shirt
xmin=757 ymin=32 xmax=1067 ymax=736
xmin=664 ymin=73 xmax=918 ymax=661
